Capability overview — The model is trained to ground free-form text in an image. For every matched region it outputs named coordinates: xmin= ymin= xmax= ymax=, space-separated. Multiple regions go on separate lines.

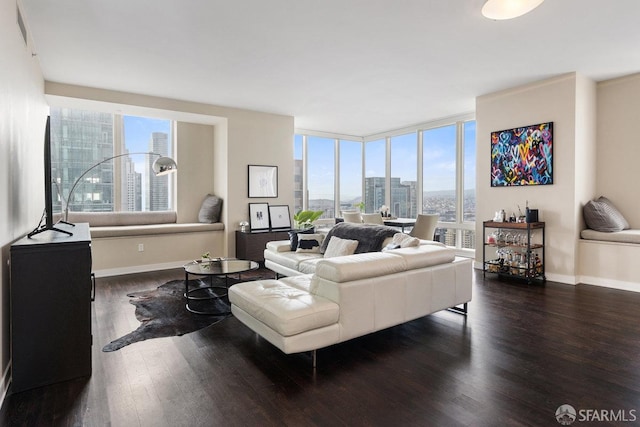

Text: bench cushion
xmin=229 ymin=280 xmax=339 ymax=337
xmin=63 ymin=211 xmax=177 ymax=226
xmin=90 ymin=222 xmax=223 ymax=238
xmin=581 ymin=228 xmax=640 ymax=244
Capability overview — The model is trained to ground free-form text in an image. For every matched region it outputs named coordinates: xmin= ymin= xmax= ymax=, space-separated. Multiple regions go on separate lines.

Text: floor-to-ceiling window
xmin=307 ymin=136 xmax=336 ymax=218
xmin=364 ymin=138 xmax=386 ymax=214
xmin=295 ymin=114 xmax=475 ymax=254
xmin=339 ymin=139 xmax=362 ymax=214
xmin=423 ymin=124 xmax=457 ymax=245
xmin=421 ymin=119 xmax=476 ymax=250
xmin=461 ymin=120 xmax=477 ymax=250
xmin=293 ymin=134 xmax=304 ymax=213
xmin=294 ymin=133 xmax=364 ymax=217
xmin=390 ymin=133 xmax=418 ymax=218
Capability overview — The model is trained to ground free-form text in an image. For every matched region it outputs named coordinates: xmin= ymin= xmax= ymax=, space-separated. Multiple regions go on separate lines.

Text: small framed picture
xmin=249 ymin=203 xmax=270 ymax=231
xmin=248 ymin=165 xmax=278 ymax=198
xmin=269 ymin=205 xmax=291 ymax=230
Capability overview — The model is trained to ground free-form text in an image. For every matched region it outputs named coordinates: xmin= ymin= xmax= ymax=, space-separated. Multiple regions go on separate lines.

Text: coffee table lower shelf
xmin=183 ymin=259 xmax=259 ymax=315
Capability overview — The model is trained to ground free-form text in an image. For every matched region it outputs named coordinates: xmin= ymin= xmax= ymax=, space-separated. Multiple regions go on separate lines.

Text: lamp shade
xmin=482 ymin=0 xmax=544 ymax=20
xmin=152 ymin=156 xmax=178 ymax=176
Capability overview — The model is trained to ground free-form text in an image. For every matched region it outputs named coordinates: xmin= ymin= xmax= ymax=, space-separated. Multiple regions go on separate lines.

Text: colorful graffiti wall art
xmin=490 ymin=122 xmax=553 ymax=187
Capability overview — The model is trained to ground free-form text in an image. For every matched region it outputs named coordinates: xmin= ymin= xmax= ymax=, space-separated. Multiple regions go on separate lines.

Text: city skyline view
xmin=123 ymin=115 xmax=172 ymax=173
xmin=50 ymin=108 xmax=172 ymax=213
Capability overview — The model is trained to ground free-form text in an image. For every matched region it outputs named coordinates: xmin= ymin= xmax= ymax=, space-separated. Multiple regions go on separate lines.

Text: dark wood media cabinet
xmin=235 ymin=230 xmax=290 ymax=263
xmin=10 ymin=222 xmax=93 ymax=393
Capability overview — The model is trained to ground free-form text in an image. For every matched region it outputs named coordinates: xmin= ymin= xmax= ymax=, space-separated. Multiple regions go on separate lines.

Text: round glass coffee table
xmin=183 ymin=258 xmax=259 ymax=315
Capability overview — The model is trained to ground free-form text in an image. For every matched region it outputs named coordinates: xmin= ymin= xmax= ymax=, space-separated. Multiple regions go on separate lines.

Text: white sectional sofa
xmin=229 ymin=224 xmax=472 ymax=365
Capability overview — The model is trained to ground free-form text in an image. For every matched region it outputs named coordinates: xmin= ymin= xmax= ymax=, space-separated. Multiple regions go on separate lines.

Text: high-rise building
xmin=122 ymin=154 xmax=141 ymax=211
xmin=365 ymin=177 xmax=417 ymax=217
xmin=50 ymin=107 xmax=114 ymax=213
xmin=146 ymin=132 xmax=170 ymax=211
xmin=364 ymin=177 xmax=385 ymax=213
xmin=461 ymin=229 xmax=476 ymax=250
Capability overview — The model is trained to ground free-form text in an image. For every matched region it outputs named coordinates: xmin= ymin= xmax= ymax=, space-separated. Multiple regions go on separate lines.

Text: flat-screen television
xmin=28 ymin=116 xmax=72 ymax=238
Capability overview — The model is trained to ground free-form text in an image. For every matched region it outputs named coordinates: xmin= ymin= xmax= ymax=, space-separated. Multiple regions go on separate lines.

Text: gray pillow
xmin=597 ymin=196 xmax=630 ymax=229
xmin=198 ymin=194 xmax=222 ymax=223
xmin=583 ymin=196 xmax=629 ymax=232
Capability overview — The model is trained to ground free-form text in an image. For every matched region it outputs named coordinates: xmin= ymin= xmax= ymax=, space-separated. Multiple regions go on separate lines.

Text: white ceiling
xmin=21 ymin=0 xmax=640 ymax=137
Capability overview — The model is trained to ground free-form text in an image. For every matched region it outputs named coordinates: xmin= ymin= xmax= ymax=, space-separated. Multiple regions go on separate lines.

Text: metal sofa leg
xmin=447 ymin=302 xmax=468 ymax=315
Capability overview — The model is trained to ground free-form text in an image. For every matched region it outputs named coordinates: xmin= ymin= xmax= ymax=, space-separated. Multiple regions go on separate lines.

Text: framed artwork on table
xmin=490 ymin=122 xmax=553 ymax=187
xmin=248 ymin=203 xmax=270 ymax=231
xmin=248 ymin=165 xmax=278 ymax=198
xmin=268 ymin=205 xmax=291 ymax=230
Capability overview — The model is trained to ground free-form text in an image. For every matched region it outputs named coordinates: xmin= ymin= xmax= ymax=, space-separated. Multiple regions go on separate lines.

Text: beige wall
xmin=176 ymin=122 xmax=216 ymax=223
xmin=595 ymin=73 xmax=640 ymax=228
xmin=0 ymin=0 xmax=48 ymax=399
xmin=475 ymin=73 xmax=597 ymax=283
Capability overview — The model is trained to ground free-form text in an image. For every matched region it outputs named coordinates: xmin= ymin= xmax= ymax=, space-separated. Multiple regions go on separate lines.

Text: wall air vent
xmin=16 ymin=3 xmax=27 ymax=46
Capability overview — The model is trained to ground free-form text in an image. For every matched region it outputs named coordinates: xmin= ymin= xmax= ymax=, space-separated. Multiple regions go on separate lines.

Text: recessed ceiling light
xmin=482 ymin=0 xmax=545 ymax=20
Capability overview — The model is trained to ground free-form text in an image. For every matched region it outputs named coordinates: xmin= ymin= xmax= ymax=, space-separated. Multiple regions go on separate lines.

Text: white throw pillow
xmin=391 ymin=233 xmax=420 ymax=248
xmin=323 ymin=236 xmax=359 ymax=258
xmin=296 ymin=234 xmax=325 ymax=253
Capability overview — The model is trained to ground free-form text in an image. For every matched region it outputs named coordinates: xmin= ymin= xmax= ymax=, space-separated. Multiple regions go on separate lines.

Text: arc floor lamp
xmin=61 ymin=152 xmax=177 ymax=226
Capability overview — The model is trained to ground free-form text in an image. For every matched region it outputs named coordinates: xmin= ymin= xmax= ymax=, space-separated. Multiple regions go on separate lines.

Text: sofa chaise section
xmin=229 ymin=245 xmax=472 ymax=364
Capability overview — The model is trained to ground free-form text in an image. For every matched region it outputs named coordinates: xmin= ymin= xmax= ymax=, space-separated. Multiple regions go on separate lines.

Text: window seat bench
xmin=579 ymin=228 xmax=640 ymax=292
xmin=59 ymin=211 xmax=225 ymax=276
xmin=580 ymin=228 xmax=640 ymax=244
xmin=60 ymin=211 xmax=222 ymax=237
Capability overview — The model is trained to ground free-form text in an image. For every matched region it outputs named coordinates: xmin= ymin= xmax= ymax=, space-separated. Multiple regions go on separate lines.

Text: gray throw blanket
xmin=320 ymin=222 xmax=398 ymax=254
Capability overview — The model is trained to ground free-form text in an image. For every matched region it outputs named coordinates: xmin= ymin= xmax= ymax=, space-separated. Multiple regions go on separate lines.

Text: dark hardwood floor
xmin=2 ymin=268 xmax=640 ymax=426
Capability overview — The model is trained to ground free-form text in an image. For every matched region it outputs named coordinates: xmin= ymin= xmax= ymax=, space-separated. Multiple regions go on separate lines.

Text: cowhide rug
xmin=102 ymin=271 xmax=269 ymax=351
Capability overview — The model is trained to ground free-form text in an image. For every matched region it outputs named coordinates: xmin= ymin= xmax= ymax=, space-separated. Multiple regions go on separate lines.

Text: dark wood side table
xmin=235 ymin=229 xmax=290 ymax=263
xmin=10 ymin=222 xmax=92 ymax=393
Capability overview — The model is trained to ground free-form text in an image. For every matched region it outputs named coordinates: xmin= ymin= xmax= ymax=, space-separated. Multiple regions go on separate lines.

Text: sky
xmin=122 ymin=115 xmax=171 ymax=172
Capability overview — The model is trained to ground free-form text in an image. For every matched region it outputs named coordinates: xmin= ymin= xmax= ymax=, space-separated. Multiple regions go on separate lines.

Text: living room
xmin=2 ymin=0 xmax=640 ymax=425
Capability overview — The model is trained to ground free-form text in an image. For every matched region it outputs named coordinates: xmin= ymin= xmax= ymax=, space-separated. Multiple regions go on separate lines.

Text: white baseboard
xmin=578 ymin=275 xmax=640 ymax=293
xmin=93 ymin=260 xmax=190 ymax=278
xmin=545 ymin=273 xmax=577 ymax=285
